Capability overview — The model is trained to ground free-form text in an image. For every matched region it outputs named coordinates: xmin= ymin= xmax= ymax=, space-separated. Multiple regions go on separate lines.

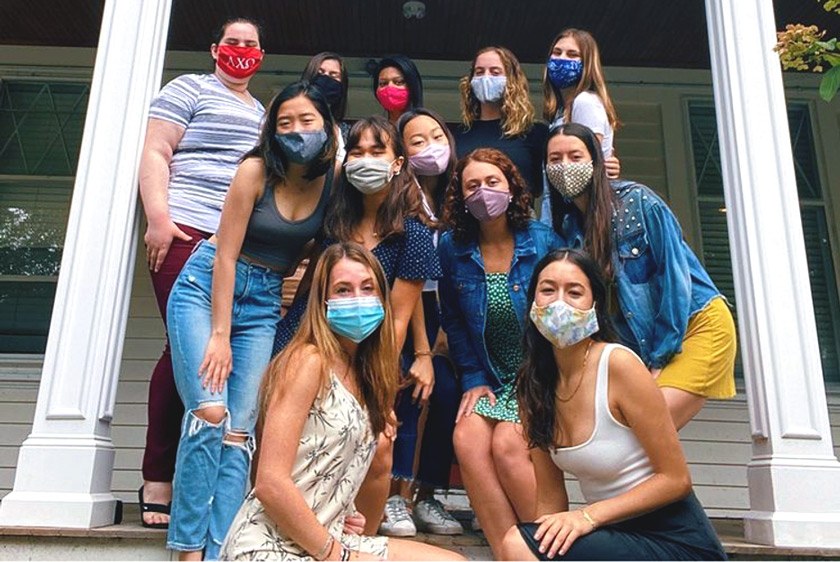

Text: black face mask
xmin=311 ymin=73 xmax=344 ymax=115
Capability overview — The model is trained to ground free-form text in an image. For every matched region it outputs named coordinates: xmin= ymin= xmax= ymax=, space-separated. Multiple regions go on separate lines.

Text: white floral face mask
xmin=529 ymin=298 xmax=599 ymax=349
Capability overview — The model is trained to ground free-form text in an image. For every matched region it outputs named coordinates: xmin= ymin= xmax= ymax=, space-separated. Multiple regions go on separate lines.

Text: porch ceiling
xmin=1 ymin=0 xmax=837 ymax=68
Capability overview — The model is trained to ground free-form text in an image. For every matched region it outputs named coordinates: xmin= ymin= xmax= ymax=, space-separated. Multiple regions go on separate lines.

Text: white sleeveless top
xmin=550 ymin=344 xmax=654 ymax=503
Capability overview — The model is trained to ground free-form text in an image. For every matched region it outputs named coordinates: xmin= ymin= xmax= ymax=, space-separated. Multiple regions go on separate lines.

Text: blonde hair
xmin=542 ymin=29 xmax=619 ymax=130
xmin=257 ymin=243 xmax=398 ymax=443
xmin=460 ymin=46 xmax=535 ymax=138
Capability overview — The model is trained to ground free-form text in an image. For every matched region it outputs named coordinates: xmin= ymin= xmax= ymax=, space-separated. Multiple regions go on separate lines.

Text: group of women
xmin=137 ymin=16 xmax=736 ymax=561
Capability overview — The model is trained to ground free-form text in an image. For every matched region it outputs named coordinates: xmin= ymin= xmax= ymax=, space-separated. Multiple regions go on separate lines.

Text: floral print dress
xmin=219 ymin=374 xmax=388 ymax=560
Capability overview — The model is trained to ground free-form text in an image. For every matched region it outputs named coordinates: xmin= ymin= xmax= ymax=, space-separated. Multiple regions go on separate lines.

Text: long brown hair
xmin=442 ymin=148 xmax=532 ymax=244
xmin=517 ymin=249 xmax=615 ymax=450
xmin=324 ymin=116 xmax=423 ymax=242
xmin=546 ymin=123 xmax=615 ymax=278
xmin=257 ymin=242 xmax=398 ymax=445
xmin=542 ymin=29 xmax=619 ymax=130
xmin=459 ymin=46 xmax=535 ymax=138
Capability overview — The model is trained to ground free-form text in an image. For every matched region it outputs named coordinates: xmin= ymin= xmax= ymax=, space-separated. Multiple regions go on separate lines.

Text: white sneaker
xmin=378 ymin=495 xmax=417 ymax=537
xmin=414 ymin=499 xmax=464 ymax=535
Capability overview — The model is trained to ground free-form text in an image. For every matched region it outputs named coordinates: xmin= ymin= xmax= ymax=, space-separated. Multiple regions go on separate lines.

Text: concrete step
xmin=1 ymin=503 xmax=839 ymax=560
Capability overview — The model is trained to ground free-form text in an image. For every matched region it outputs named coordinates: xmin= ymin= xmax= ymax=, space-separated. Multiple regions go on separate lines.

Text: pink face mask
xmin=409 ymin=143 xmax=451 ymax=176
xmin=465 ymin=186 xmax=511 ymax=222
xmin=376 ymin=85 xmax=410 ymax=113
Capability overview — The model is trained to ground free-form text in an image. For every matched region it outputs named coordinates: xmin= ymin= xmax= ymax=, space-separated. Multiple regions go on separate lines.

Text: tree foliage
xmin=775 ymin=1 xmax=840 ymax=101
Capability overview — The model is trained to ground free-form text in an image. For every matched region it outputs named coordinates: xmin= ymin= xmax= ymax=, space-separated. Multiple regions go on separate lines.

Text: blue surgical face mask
xmin=547 ymin=58 xmax=583 ymax=90
xmin=326 ymin=296 xmax=385 ymax=343
xmin=274 ymin=130 xmax=328 ymax=164
xmin=470 ymin=75 xmax=507 ymax=103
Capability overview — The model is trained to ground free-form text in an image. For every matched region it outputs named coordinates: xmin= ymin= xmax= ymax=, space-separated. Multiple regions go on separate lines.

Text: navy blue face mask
xmin=547 ymin=58 xmax=583 ymax=90
xmin=311 ymin=73 xmax=344 ymax=113
xmin=274 ymin=130 xmax=328 ymax=164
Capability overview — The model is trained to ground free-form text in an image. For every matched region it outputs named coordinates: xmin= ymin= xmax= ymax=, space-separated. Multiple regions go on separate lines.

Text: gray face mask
xmin=546 ymin=161 xmax=594 ymax=199
xmin=344 ymin=157 xmax=397 ymax=194
xmin=274 ymin=130 xmax=327 ymax=164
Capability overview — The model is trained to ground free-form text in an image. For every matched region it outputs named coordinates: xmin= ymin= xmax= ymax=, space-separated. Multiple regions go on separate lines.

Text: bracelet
xmin=313 ymin=535 xmax=334 ymax=561
xmin=339 ymin=546 xmax=351 ymax=562
xmin=413 ymin=350 xmax=433 ymax=357
xmin=581 ymin=508 xmax=598 ymax=530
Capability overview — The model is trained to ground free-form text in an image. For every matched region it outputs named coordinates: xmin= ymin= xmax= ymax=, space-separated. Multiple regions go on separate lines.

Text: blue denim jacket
xmin=438 ymin=220 xmax=564 ymax=392
xmin=558 ymin=180 xmax=721 ymax=368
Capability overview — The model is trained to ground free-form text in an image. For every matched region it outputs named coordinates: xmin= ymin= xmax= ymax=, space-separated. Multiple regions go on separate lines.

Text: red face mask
xmin=376 ymin=85 xmax=410 ymax=113
xmin=215 ymin=44 xmax=263 ymax=79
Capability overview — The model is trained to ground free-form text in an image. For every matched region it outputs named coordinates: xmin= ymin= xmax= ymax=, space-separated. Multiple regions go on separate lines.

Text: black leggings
xmin=517 ymin=493 xmax=727 ymax=561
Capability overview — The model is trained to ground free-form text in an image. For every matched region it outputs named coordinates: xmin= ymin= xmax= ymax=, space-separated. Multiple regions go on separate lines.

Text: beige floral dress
xmin=220 ymin=374 xmax=389 ymax=560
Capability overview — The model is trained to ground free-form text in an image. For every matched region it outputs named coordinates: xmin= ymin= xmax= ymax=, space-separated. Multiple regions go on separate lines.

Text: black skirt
xmin=517 ymin=492 xmax=727 ymax=561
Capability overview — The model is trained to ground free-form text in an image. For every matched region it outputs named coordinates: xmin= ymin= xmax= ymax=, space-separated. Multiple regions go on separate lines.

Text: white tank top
xmin=549 ymin=344 xmax=655 ymax=503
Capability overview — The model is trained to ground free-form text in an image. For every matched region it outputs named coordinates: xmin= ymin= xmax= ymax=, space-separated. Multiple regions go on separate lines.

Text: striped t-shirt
xmin=149 ymin=73 xmax=265 ymax=233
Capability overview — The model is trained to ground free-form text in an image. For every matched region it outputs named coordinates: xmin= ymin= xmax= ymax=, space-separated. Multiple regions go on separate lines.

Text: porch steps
xmin=2 ymin=505 xmax=839 ymax=561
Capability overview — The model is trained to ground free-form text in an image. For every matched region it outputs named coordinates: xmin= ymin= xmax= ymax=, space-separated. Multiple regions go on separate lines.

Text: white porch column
xmin=705 ymin=0 xmax=840 ymax=548
xmin=0 ymin=0 xmax=172 ymax=528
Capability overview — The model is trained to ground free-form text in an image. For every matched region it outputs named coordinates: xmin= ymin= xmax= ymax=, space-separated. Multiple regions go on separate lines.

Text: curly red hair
xmin=442 ymin=148 xmax=532 ymax=243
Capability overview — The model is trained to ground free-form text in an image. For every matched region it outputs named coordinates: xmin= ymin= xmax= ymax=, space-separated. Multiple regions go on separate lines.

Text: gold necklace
xmin=556 ymin=340 xmax=594 ymax=403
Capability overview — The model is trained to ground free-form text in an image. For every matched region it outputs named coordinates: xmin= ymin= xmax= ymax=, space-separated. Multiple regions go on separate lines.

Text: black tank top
xmin=240 ymin=167 xmax=332 ymax=270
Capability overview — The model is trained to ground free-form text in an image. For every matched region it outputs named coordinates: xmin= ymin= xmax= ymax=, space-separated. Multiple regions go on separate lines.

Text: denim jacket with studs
xmin=558 ymin=180 xmax=721 ymax=369
xmin=438 ymin=220 xmax=564 ymax=391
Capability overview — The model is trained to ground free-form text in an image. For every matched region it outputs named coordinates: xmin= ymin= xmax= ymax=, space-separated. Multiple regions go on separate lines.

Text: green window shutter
xmin=0 ymin=81 xmax=87 ymax=354
xmin=689 ymin=101 xmax=840 ymax=384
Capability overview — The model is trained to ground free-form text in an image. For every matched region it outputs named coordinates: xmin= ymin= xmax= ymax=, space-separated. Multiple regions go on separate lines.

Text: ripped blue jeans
xmin=166 ymin=242 xmax=281 ymax=559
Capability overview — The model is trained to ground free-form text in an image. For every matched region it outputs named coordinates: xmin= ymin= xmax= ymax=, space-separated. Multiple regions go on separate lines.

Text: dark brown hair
xmin=516 ymin=248 xmax=615 ymax=450
xmin=213 ymin=17 xmax=263 ymax=44
xmin=324 ymin=116 xmax=423 ymax=242
xmin=396 ymin=107 xmax=458 ymax=223
xmin=546 ymin=122 xmax=615 ymax=278
xmin=442 ymin=148 xmax=532 ymax=243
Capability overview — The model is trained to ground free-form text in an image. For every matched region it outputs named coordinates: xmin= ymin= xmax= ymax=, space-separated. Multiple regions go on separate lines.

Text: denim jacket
xmin=438 ymin=220 xmax=564 ymax=392
xmin=559 ymin=180 xmax=721 ymax=369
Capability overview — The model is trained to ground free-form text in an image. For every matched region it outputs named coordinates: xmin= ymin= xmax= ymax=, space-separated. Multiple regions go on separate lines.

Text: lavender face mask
xmin=464 ymin=187 xmax=511 ymax=222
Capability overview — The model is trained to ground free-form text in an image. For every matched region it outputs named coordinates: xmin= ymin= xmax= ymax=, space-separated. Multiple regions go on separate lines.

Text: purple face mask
xmin=465 ymin=186 xmax=511 ymax=222
xmin=408 ymin=143 xmax=451 ymax=176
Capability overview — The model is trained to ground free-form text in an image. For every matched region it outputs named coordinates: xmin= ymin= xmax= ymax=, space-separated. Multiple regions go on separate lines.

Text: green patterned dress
xmin=473 ymin=272 xmax=524 ymax=423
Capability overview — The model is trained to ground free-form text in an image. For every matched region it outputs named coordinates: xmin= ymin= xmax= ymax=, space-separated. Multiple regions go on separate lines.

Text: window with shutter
xmin=689 ymin=100 xmax=840 ymax=384
xmin=0 ymin=81 xmax=89 ymax=354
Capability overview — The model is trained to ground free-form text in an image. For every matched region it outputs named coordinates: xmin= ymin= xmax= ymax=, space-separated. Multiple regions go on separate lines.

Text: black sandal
xmin=139 ymin=485 xmax=170 ymax=529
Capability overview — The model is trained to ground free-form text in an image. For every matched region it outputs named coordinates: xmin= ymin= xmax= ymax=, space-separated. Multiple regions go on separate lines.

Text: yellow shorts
xmin=656 ymin=297 xmax=737 ymax=399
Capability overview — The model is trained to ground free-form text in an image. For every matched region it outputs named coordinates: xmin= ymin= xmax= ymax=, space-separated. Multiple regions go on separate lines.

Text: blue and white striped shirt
xmin=149 ymin=73 xmax=265 ymax=233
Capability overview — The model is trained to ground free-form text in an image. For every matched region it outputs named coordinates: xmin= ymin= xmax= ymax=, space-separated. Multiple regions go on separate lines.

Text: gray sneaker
xmin=378 ymin=495 xmax=417 ymax=537
xmin=413 ymin=499 xmax=464 ymax=535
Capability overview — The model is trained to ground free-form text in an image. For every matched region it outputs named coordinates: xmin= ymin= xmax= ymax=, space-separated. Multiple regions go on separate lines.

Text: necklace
xmin=556 ymin=340 xmax=594 ymax=403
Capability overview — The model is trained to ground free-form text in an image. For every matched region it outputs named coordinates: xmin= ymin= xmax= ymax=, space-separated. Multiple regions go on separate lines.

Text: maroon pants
xmin=141 ymin=222 xmax=211 ymax=482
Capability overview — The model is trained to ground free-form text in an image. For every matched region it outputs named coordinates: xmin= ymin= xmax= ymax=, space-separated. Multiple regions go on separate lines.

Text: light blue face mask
xmin=274 ymin=130 xmax=328 ymax=164
xmin=326 ymin=296 xmax=385 ymax=343
xmin=470 ymin=75 xmax=507 ymax=103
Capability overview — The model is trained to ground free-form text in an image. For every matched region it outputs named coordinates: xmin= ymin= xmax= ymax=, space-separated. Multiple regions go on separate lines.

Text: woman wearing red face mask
xmin=137 ymin=17 xmax=265 ymax=532
xmin=372 ymin=55 xmax=424 ymax=124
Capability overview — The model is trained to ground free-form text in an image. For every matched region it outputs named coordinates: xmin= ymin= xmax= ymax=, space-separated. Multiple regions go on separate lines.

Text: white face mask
xmin=529 ymin=298 xmax=599 ymax=349
xmin=344 ymin=157 xmax=397 ymax=194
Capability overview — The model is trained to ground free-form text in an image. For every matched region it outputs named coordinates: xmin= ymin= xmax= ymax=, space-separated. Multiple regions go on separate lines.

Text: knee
xmin=192 ymin=404 xmax=227 ymax=425
xmin=500 ymin=525 xmax=530 ymax=561
xmin=491 ymin=427 xmax=528 ymax=474
xmin=368 ymin=435 xmax=393 ymax=479
xmin=453 ymin=420 xmax=489 ymax=467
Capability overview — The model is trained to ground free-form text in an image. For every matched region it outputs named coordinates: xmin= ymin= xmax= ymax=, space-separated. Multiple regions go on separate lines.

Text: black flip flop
xmin=139 ymin=485 xmax=170 ymax=529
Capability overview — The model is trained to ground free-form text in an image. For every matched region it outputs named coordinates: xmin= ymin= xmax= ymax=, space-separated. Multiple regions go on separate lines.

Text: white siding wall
xmin=2 ymin=49 xmax=840 ymax=517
